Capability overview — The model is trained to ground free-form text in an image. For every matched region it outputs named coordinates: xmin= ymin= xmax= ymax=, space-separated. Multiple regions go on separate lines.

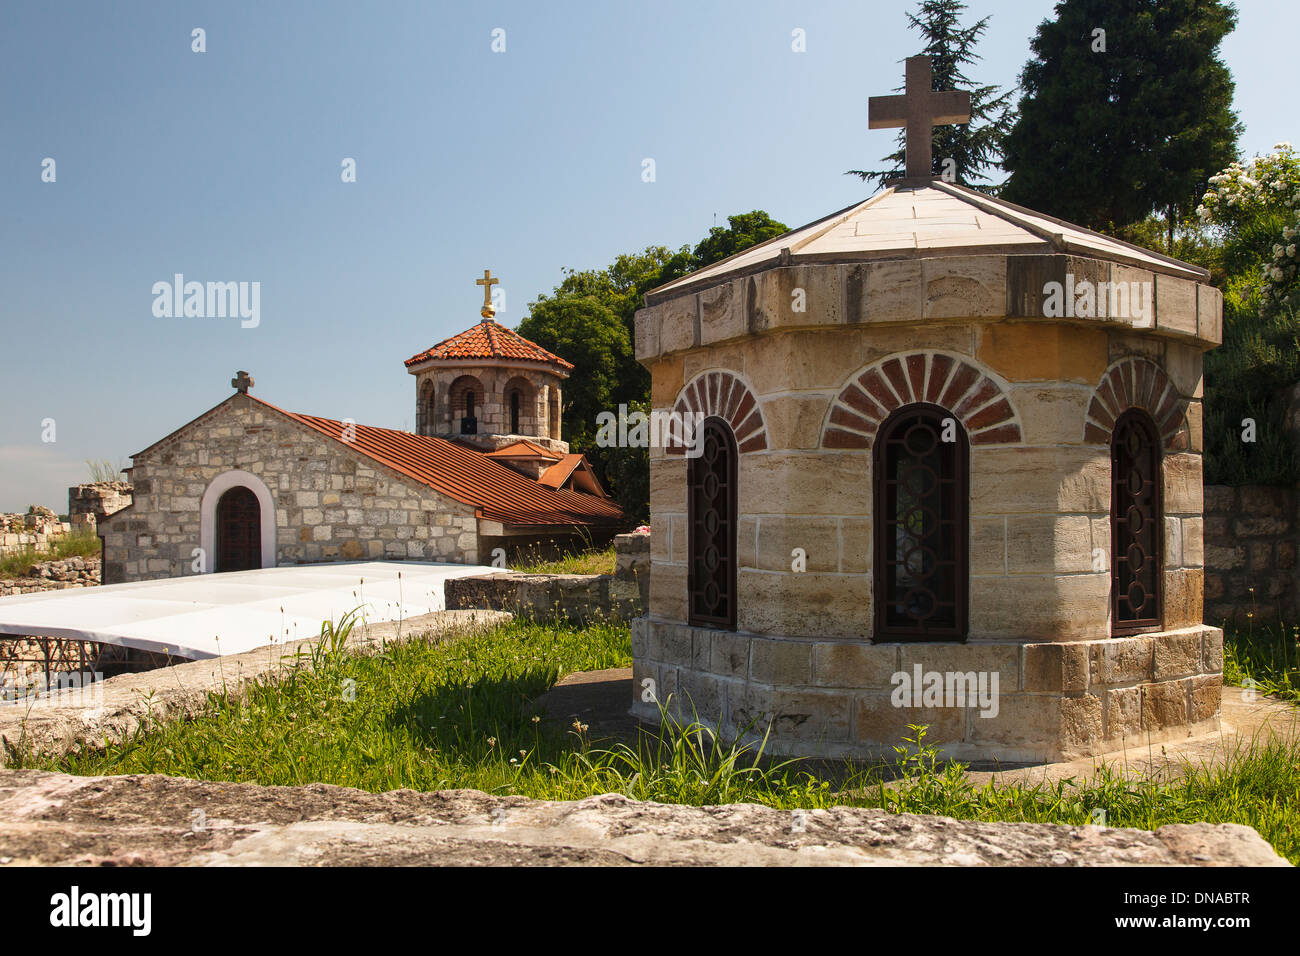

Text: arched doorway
xmin=215 ymin=486 xmax=261 ymax=572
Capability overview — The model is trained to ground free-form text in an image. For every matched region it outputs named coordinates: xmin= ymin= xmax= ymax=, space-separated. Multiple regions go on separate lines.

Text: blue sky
xmin=1 ymin=0 xmax=1293 ymax=512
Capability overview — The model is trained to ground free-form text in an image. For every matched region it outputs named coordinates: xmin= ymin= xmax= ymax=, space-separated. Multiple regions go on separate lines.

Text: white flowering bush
xmin=1197 ymin=143 xmax=1300 ymax=310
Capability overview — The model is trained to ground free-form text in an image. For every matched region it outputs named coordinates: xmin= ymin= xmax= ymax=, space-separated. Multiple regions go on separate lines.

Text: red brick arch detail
xmin=821 ymin=351 xmax=1022 ymax=449
xmin=671 ymin=371 xmax=767 ymax=454
xmin=1084 ymin=358 xmax=1189 ymax=451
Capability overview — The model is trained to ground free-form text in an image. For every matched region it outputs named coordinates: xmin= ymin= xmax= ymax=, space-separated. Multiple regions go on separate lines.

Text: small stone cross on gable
xmin=868 ymin=55 xmax=971 ymax=181
xmin=231 ymin=370 xmax=254 ymax=394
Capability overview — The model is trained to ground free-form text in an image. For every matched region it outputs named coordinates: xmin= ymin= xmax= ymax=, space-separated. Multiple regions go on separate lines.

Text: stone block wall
xmin=0 ymin=507 xmax=70 ymax=558
xmin=413 ymin=363 xmax=565 ymax=445
xmin=67 ymin=482 xmax=133 ymax=533
xmin=445 ymin=571 xmax=643 ymax=623
xmin=100 ymin=395 xmax=480 ymax=583
xmin=646 ymin=322 xmax=1207 ymax=642
xmin=613 ymin=530 xmax=650 ymax=608
xmin=0 ymin=556 xmax=101 ymax=597
xmin=631 ymin=618 xmax=1223 ymax=762
xmin=634 ymin=250 xmax=1220 ymax=759
xmin=1203 ymin=484 xmax=1299 ymax=626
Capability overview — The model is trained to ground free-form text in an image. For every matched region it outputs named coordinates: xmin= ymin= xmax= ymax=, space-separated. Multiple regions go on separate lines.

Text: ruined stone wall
xmin=0 ymin=508 xmax=69 ymax=558
xmin=0 ymin=556 xmax=100 ymax=597
xmin=67 ymin=482 xmax=133 ymax=533
xmin=1203 ymin=484 xmax=1299 ymax=627
xmin=100 ymin=396 xmax=479 ymax=583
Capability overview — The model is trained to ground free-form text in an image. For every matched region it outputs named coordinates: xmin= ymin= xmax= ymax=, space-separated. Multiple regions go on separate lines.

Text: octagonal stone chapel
xmin=630 ymin=57 xmax=1223 ymax=762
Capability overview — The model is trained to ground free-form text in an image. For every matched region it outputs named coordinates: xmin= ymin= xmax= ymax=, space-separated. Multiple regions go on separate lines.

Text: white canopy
xmin=0 ymin=562 xmax=502 ymax=659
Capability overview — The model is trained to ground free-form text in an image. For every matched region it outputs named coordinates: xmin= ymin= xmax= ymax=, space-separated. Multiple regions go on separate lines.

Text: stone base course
xmin=631 ymin=619 xmax=1224 ymax=763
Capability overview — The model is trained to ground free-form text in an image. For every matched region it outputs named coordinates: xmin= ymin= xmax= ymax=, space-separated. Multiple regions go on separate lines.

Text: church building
xmin=100 ymin=272 xmax=622 ymax=582
xmin=632 ymin=57 xmax=1223 ymax=763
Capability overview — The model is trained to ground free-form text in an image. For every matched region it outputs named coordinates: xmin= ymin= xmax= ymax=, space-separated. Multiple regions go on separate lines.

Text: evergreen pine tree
xmin=1001 ymin=0 xmax=1241 ymax=245
xmin=848 ymin=0 xmax=1014 ymax=191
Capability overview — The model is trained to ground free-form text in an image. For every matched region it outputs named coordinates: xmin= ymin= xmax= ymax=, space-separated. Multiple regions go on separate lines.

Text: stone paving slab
xmin=0 ymin=769 xmax=1286 ymax=866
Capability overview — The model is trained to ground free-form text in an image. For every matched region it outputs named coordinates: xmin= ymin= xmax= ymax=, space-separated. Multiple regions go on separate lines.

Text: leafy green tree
xmin=692 ymin=211 xmax=790 ymax=267
xmin=848 ymin=0 xmax=1013 ymax=191
xmin=1197 ymin=146 xmax=1300 ymax=485
xmin=521 ymin=211 xmax=788 ymax=516
xmin=516 ymin=295 xmax=630 ymax=456
xmin=1001 ymin=0 xmax=1242 ymax=245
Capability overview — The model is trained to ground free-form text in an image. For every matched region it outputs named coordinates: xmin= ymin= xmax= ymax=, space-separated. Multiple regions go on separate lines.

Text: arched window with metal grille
xmin=873 ymin=404 xmax=968 ymax=642
xmin=688 ymin=417 xmax=738 ymax=630
xmin=1111 ymin=409 xmax=1163 ymax=633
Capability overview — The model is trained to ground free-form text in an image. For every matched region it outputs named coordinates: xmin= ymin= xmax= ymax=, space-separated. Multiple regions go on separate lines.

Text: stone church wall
xmin=1203 ymin=483 xmax=1299 ymax=626
xmin=101 ymin=397 xmax=479 ymax=583
xmin=634 ymin=252 xmax=1221 ymax=761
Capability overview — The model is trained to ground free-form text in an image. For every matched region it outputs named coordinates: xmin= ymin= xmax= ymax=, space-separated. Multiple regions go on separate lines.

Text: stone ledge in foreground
xmin=0 ymin=769 xmax=1287 ymax=866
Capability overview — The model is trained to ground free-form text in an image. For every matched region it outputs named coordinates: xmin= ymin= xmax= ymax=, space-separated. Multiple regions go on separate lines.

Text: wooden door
xmin=216 ymin=486 xmax=261 ymax=572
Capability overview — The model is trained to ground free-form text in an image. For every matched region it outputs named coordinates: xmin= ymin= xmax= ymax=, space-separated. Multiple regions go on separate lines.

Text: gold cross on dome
xmin=868 ymin=55 xmax=972 ymax=181
xmin=476 ymin=269 xmax=499 ymax=318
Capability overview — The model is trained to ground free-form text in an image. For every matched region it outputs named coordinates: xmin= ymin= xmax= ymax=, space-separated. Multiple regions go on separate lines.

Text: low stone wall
xmin=1203 ymin=484 xmax=1298 ymax=626
xmin=445 ymin=533 xmax=650 ymax=623
xmin=446 ymin=572 xmax=642 ymax=624
xmin=614 ymin=530 xmax=650 ymax=607
xmin=0 ymin=557 xmax=101 ymax=597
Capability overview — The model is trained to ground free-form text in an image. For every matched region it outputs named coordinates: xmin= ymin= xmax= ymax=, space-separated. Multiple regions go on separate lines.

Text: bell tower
xmin=404 ymin=269 xmax=572 ymax=455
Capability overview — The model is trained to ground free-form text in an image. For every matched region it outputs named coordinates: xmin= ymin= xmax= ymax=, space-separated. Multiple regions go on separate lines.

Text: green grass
xmin=0 ymin=529 xmax=102 ymax=579
xmin=18 ymin=616 xmax=1300 ymax=863
xmin=1224 ymin=620 xmax=1300 ymax=704
xmin=511 ymin=545 xmax=616 ymax=576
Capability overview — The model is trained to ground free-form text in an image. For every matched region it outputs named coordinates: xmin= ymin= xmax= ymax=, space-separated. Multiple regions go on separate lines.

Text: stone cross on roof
xmin=476 ymin=269 xmax=498 ymax=319
xmin=231 ymin=370 xmax=253 ymax=394
xmin=868 ymin=55 xmax=971 ymax=181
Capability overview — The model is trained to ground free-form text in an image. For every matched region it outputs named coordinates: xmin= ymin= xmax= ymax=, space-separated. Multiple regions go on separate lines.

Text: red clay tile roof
xmin=539 ymin=454 xmax=607 ymax=497
xmin=251 ymin=397 xmax=621 ymax=528
xmin=484 ymin=440 xmax=561 ymax=461
xmin=405 ymin=319 xmax=574 ymax=371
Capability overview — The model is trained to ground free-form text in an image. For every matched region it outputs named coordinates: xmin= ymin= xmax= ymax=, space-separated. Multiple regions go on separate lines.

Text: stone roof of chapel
xmin=647 ymin=180 xmax=1209 ymax=304
xmin=404 ymin=318 xmax=574 ymax=373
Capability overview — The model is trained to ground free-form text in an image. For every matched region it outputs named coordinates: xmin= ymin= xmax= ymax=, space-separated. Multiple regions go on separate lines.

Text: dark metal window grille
xmin=873 ymin=404 xmax=968 ymax=642
xmin=688 ymin=417 xmax=737 ymax=630
xmin=1111 ymin=409 xmax=1162 ymax=633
